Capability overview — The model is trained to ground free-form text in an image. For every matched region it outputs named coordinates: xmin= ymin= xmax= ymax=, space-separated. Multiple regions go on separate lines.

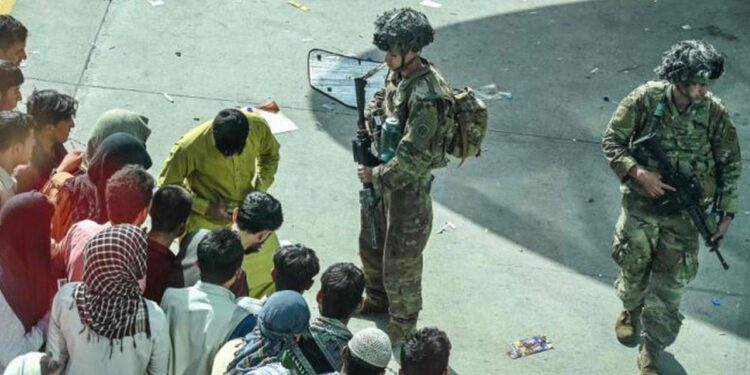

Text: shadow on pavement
xmin=661 ymin=351 xmax=689 ymax=375
xmin=309 ymin=0 xmax=750 ymax=344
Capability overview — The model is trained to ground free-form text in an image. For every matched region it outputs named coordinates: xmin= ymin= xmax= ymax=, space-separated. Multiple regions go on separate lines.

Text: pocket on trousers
xmin=611 ymin=236 xmax=627 ymax=266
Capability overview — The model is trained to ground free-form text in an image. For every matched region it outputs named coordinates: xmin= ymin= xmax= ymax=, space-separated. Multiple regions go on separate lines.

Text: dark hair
xmin=105 ymin=165 xmax=155 ymax=224
xmin=26 ymin=89 xmax=78 ymax=128
xmin=149 ymin=185 xmax=192 ymax=233
xmin=373 ymin=7 xmax=434 ymax=53
xmin=236 ymin=191 xmax=283 ymax=234
xmin=0 ymin=111 xmax=33 ymax=152
xmin=273 ymin=244 xmax=320 ymax=292
xmin=197 ymin=228 xmax=244 ymax=284
xmin=342 ymin=346 xmax=385 ymax=375
xmin=40 ymin=353 xmax=63 ymax=375
xmin=212 ymin=109 xmax=249 ymax=156
xmin=0 ymin=15 xmax=27 ymax=50
xmin=655 ymin=40 xmax=725 ymax=82
xmin=320 ymin=263 xmax=365 ymax=319
xmin=0 ymin=60 xmax=23 ymax=92
xmin=39 ymin=354 xmax=62 ymax=375
xmin=401 ymin=327 xmax=452 ymax=375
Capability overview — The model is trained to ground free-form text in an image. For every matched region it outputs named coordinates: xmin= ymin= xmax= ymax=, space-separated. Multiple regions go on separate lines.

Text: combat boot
xmin=615 ymin=306 xmax=642 ymax=347
xmin=637 ymin=344 xmax=661 ymax=375
xmin=355 ymin=298 xmax=388 ymax=315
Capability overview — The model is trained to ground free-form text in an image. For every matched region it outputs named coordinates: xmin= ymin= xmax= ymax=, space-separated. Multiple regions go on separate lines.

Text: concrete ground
xmin=7 ymin=0 xmax=749 ymax=373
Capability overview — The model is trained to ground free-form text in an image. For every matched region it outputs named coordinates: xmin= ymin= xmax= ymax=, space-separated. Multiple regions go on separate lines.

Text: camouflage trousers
xmin=611 ymin=206 xmax=699 ymax=351
xmin=359 ymin=177 xmax=433 ymax=328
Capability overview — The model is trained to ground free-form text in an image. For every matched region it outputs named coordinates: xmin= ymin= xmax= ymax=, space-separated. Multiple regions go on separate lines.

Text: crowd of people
xmin=0 ymin=13 xmax=455 ymax=375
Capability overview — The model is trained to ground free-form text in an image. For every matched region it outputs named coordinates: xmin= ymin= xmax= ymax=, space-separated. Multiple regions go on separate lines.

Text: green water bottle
xmin=379 ymin=117 xmax=402 ymax=162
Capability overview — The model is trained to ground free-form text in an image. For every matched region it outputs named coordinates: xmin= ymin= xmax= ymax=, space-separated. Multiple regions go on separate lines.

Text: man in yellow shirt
xmin=159 ymin=108 xmax=281 ymax=297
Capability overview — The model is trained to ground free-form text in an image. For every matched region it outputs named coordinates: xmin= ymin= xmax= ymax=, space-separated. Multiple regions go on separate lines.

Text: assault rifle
xmin=632 ymin=104 xmax=730 ymax=270
xmin=353 ymin=63 xmax=385 ymax=246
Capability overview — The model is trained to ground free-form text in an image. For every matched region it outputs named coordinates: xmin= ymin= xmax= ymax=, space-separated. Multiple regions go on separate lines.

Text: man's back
xmin=161 ymin=281 xmax=249 ymax=375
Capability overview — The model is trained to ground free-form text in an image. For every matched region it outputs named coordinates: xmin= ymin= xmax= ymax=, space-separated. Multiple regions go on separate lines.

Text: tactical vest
xmin=629 ymin=81 xmax=723 ymax=206
xmin=378 ymin=65 xmax=454 ymax=171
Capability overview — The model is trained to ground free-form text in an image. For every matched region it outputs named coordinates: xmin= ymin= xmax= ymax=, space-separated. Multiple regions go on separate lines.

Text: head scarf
xmin=228 ymin=290 xmax=310 ymax=373
xmin=0 ymin=192 xmax=55 ymax=332
xmin=3 ymin=352 xmax=45 ymax=375
xmin=87 ymin=108 xmax=151 ymax=158
xmin=74 ymin=224 xmax=150 ymax=342
xmin=65 ymin=133 xmax=152 ymax=224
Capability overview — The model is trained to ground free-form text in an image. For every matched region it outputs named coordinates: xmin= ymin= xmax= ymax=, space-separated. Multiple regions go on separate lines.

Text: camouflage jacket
xmin=602 ymin=80 xmax=742 ymax=213
xmin=365 ymin=58 xmax=454 ymax=193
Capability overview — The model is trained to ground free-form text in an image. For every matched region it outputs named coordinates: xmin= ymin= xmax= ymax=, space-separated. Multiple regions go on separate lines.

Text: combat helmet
xmin=654 ymin=40 xmax=724 ymax=83
xmin=372 ymin=7 xmax=434 ymax=54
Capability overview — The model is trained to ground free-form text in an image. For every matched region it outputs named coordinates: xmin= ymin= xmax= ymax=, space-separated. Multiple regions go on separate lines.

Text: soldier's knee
xmin=613 ymin=236 xmax=652 ymax=282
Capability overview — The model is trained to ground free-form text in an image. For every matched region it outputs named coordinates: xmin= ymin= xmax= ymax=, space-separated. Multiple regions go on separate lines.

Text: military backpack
xmin=445 ymin=87 xmax=488 ymax=165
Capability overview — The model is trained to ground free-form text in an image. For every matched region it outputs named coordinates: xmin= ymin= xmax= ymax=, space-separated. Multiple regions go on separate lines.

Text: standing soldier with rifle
xmin=354 ymin=7 xmax=454 ymax=342
xmin=602 ymin=40 xmax=742 ymax=375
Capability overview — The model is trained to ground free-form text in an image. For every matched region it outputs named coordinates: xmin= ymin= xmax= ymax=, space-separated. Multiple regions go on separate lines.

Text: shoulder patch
xmin=415 ymin=123 xmax=430 ymax=138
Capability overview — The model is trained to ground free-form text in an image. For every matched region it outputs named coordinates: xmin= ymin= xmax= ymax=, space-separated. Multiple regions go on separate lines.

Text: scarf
xmin=308 ymin=317 xmax=353 ymax=371
xmin=65 ymin=133 xmax=152 ymax=224
xmin=86 ymin=108 xmax=152 ymax=157
xmin=228 ymin=290 xmax=310 ymax=374
xmin=74 ymin=224 xmax=150 ymax=342
xmin=0 ymin=192 xmax=55 ymax=332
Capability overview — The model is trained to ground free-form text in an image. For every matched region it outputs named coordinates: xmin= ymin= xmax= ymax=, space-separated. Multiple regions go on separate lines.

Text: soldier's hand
xmin=630 ymin=166 xmax=676 ymax=197
xmin=710 ymin=216 xmax=732 ymax=243
xmin=357 ymin=166 xmax=373 ymax=183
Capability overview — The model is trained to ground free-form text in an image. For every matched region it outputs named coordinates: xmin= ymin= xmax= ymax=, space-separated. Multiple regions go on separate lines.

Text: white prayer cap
xmin=349 ymin=328 xmax=392 ymax=368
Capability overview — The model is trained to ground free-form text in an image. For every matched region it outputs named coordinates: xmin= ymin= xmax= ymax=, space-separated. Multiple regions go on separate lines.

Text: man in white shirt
xmin=0 ymin=111 xmax=34 ymax=209
xmin=161 ymin=228 xmax=250 ymax=375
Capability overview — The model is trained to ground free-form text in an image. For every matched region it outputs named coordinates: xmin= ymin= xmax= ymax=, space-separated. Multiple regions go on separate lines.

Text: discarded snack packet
xmin=507 ymin=335 xmax=553 ymax=359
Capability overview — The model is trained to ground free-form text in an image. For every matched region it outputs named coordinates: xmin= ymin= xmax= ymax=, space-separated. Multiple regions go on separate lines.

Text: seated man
xmin=54 ymin=165 xmax=154 ymax=282
xmin=0 ymin=111 xmax=34 ymax=209
xmin=15 ymin=89 xmax=82 ymax=193
xmin=144 ymin=185 xmax=193 ymax=303
xmin=340 ymin=328 xmax=392 ymax=375
xmin=161 ymin=229 xmax=249 ymax=375
xmin=227 ymin=243 xmax=319 ymax=341
xmin=400 ymin=327 xmax=452 ymax=375
xmin=172 ymin=191 xmax=283 ymax=297
xmin=236 ymin=243 xmax=320 ymax=316
xmin=47 ymin=225 xmax=170 ymax=375
xmin=0 ymin=61 xmax=23 ymax=111
xmin=158 ymin=108 xmax=280 ymax=298
xmin=297 ymin=263 xmax=365 ymax=373
xmin=0 ymin=15 xmax=27 ymax=66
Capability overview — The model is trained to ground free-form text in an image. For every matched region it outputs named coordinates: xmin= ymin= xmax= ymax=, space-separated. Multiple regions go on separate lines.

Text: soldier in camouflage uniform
xmin=355 ymin=7 xmax=454 ymax=342
xmin=602 ymin=40 xmax=742 ymax=375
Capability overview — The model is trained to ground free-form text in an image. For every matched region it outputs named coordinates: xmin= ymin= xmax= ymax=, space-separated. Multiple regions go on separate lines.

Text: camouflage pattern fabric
xmin=359 ymin=60 xmax=451 ymax=336
xmin=369 ymin=61 xmax=453 ymax=193
xmin=602 ymin=81 xmax=741 ymax=214
xmin=602 ymin=81 xmax=742 ymax=351
xmin=611 ymin=208 xmax=698 ymax=350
